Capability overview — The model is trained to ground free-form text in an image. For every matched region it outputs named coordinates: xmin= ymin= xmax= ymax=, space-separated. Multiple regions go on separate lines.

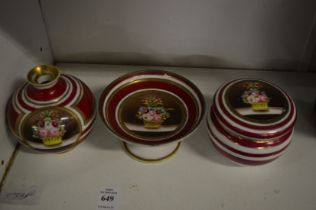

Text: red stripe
xmin=75 ymin=80 xmax=95 ymax=121
xmin=17 ymin=85 xmax=35 ymax=111
xmin=209 ymin=109 xmax=293 ymax=148
xmin=212 ymin=104 xmax=294 ymax=139
xmin=82 ymin=115 xmax=96 ymax=136
xmin=25 ymin=77 xmax=67 ymax=101
xmin=6 ymin=99 xmax=20 ymax=132
xmin=16 ymin=75 xmax=78 ymax=111
xmin=208 ymin=125 xmax=290 ymax=158
xmin=211 ymin=139 xmax=279 ymax=165
xmin=59 ymin=75 xmax=78 ymax=107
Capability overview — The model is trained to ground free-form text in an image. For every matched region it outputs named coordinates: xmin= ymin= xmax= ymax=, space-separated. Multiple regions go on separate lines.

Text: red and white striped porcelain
xmin=6 ymin=65 xmax=96 ymax=152
xmin=99 ymin=70 xmax=204 ymax=162
xmin=208 ymin=79 xmax=296 ymax=165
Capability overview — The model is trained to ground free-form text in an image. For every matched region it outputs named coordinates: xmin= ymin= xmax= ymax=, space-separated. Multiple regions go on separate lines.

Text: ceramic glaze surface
xmin=208 ymin=79 xmax=296 ymax=165
xmin=7 ymin=65 xmax=96 ymax=152
xmin=99 ymin=70 xmax=204 ymax=161
xmin=99 ymin=70 xmax=204 ymax=146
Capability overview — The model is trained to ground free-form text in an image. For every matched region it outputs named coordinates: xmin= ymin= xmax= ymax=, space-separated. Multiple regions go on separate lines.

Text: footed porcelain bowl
xmin=99 ymin=70 xmax=204 ymax=162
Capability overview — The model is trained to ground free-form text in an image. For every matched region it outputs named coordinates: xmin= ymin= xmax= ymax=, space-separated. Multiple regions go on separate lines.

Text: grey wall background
xmin=0 ymin=0 xmax=53 ymax=178
xmin=41 ymin=0 xmax=316 ymax=70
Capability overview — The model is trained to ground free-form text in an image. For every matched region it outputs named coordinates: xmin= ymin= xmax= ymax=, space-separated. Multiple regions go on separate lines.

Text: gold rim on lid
xmin=27 ymin=65 xmax=60 ymax=88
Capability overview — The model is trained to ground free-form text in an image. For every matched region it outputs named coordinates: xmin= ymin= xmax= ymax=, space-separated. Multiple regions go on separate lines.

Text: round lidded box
xmin=6 ymin=65 xmax=96 ymax=152
xmin=99 ymin=70 xmax=204 ymax=162
xmin=207 ymin=79 xmax=296 ymax=165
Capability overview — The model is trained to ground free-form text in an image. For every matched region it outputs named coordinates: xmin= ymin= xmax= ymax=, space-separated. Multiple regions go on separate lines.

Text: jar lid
xmin=212 ymin=79 xmax=296 ymax=139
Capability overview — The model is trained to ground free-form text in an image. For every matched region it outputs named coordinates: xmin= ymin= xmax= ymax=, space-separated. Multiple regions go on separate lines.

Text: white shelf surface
xmin=1 ymin=64 xmax=316 ymax=210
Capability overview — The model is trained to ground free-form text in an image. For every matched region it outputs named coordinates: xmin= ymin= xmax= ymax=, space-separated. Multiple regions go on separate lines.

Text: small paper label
xmin=97 ymin=187 xmax=119 ymax=210
xmin=0 ymin=185 xmax=39 ymax=205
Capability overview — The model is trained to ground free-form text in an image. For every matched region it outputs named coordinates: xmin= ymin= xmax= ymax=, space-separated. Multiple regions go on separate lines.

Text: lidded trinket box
xmin=99 ymin=70 xmax=204 ymax=162
xmin=6 ymin=65 xmax=96 ymax=152
xmin=207 ymin=79 xmax=296 ymax=165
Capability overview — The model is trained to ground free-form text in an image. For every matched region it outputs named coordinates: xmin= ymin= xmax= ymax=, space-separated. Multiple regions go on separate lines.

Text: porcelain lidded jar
xmin=6 ymin=65 xmax=96 ymax=152
xmin=99 ymin=70 xmax=205 ymax=162
xmin=207 ymin=79 xmax=296 ymax=165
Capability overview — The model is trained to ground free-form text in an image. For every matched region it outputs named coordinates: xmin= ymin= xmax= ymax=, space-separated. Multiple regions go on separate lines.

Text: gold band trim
xmin=123 ymin=142 xmax=181 ymax=163
xmin=27 ymin=65 xmax=60 ymax=88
